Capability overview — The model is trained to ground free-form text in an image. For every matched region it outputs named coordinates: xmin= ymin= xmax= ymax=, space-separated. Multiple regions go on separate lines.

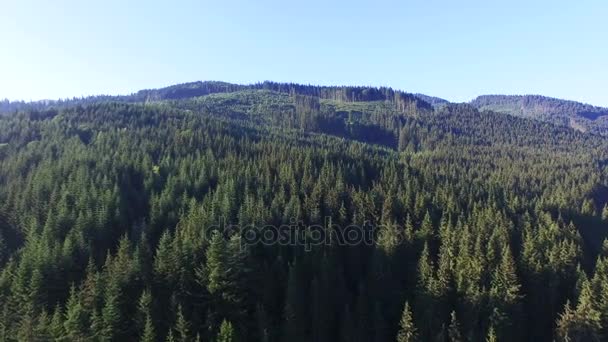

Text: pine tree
xmin=81 ymin=257 xmax=100 ymax=312
xmin=166 ymin=329 xmax=176 ymax=342
xmin=571 ymin=279 xmax=602 ymax=341
xmin=556 ymin=282 xmax=602 ymax=342
xmin=556 ymin=300 xmax=577 ymax=342
xmin=489 ymin=246 xmax=522 ymax=339
xmin=448 ymin=311 xmax=463 ymax=342
xmin=90 ymin=309 xmax=102 ymax=340
xmin=418 ymin=211 xmax=434 ymax=240
xmin=175 ymin=304 xmax=190 ymax=342
xmin=217 ymin=320 xmax=235 ymax=342
xmin=398 ymin=126 xmax=408 ymax=152
xmin=0 ymin=302 xmax=9 ymax=341
xmin=581 ymin=198 xmax=596 ymax=216
xmin=141 ymin=314 xmax=156 ymax=342
xmin=206 ymin=232 xmax=228 ymax=296
xmin=49 ymin=304 xmax=65 ymax=340
xmin=101 ymin=283 xmax=121 ymax=341
xmin=591 ymin=257 xmax=608 ymax=336
xmin=397 ymin=301 xmax=417 ymax=342
xmin=137 ymin=289 xmax=154 ymax=333
xmin=417 ymin=242 xmax=434 ymax=291
xmin=64 ymin=285 xmax=88 ymax=341
xmin=154 ymin=230 xmax=177 ymax=284
xmin=486 ymin=325 xmax=497 ymax=342
xmin=16 ymin=309 xmax=36 ymax=341
xmin=602 ymin=239 xmax=608 ymax=258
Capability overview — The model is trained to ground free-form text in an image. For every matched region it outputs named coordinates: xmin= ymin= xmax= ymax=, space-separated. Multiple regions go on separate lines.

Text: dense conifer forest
xmin=1 ymin=82 xmax=608 ymax=341
xmin=470 ymin=95 xmax=608 ymax=134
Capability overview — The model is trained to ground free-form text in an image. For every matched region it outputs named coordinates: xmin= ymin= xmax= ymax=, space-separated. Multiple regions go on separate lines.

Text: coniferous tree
xmin=141 ymin=314 xmax=156 ymax=342
xmin=101 ymin=283 xmax=121 ymax=341
xmin=486 ymin=325 xmax=497 ymax=342
xmin=34 ymin=310 xmax=51 ymax=341
xmin=0 ymin=82 xmax=607 ymax=342
xmin=602 ymin=204 xmax=608 ymax=221
xmin=175 ymin=304 xmax=190 ymax=342
xmin=166 ymin=329 xmax=176 ymax=342
xmin=601 ymin=239 xmax=608 ymax=257
xmin=397 ymin=301 xmax=417 ymax=342
xmin=64 ymin=285 xmax=89 ymax=341
xmin=448 ymin=311 xmax=463 ymax=342
xmin=556 ymin=283 xmax=602 ymax=342
xmin=217 ymin=320 xmax=235 ymax=342
xmin=489 ymin=246 xmax=522 ymax=340
xmin=49 ymin=305 xmax=65 ymax=341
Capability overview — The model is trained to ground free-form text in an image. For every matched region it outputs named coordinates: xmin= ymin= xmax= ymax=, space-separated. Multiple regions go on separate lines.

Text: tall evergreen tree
xmin=448 ymin=311 xmax=463 ymax=342
xmin=397 ymin=301 xmax=417 ymax=342
xmin=217 ymin=320 xmax=235 ymax=342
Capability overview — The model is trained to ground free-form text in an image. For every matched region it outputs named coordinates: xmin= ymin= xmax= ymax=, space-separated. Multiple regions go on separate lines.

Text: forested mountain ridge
xmin=1 ymin=82 xmax=608 ymax=341
xmin=5 ymin=82 xmax=607 ymax=136
xmin=0 ymin=81 xmax=433 ymax=115
xmin=412 ymin=94 xmax=449 ymax=108
xmin=470 ymin=94 xmax=608 ymax=135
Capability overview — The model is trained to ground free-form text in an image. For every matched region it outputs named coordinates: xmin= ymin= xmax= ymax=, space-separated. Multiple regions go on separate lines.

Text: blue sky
xmin=1 ymin=0 xmax=607 ymax=106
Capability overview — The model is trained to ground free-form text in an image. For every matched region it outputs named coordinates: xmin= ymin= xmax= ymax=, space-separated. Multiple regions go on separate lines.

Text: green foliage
xmin=448 ymin=311 xmax=463 ymax=342
xmin=217 ymin=320 xmax=235 ymax=342
xmin=397 ymin=301 xmax=417 ymax=342
xmin=141 ymin=315 xmax=156 ymax=342
xmin=0 ymin=82 xmax=607 ymax=342
xmin=471 ymin=94 xmax=608 ymax=134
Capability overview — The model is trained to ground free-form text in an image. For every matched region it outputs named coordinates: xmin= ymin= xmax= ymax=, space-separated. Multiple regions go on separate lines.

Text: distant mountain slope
xmin=1 ymin=80 xmax=433 ymax=115
xmin=4 ymin=82 xmax=608 ymax=136
xmin=470 ymin=95 xmax=608 ymax=135
xmin=413 ymin=93 xmax=450 ymax=108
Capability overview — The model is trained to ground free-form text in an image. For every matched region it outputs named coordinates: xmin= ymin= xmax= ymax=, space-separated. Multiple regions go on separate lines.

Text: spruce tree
xmin=602 ymin=204 xmax=608 ymax=221
xmin=556 ymin=283 xmax=602 ymax=342
xmin=397 ymin=301 xmax=417 ymax=342
xmin=141 ymin=315 xmax=156 ymax=342
xmin=49 ymin=304 xmax=65 ymax=340
xmin=448 ymin=311 xmax=463 ymax=342
xmin=101 ymin=283 xmax=121 ymax=341
xmin=64 ymin=285 xmax=88 ymax=341
xmin=175 ymin=304 xmax=190 ymax=342
xmin=217 ymin=320 xmax=235 ymax=342
xmin=486 ymin=325 xmax=497 ymax=342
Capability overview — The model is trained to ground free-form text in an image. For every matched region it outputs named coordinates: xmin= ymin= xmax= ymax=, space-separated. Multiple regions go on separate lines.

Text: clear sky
xmin=1 ymin=0 xmax=607 ymax=106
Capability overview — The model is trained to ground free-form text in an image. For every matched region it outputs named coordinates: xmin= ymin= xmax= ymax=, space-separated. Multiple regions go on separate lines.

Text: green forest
xmin=1 ymin=82 xmax=608 ymax=341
